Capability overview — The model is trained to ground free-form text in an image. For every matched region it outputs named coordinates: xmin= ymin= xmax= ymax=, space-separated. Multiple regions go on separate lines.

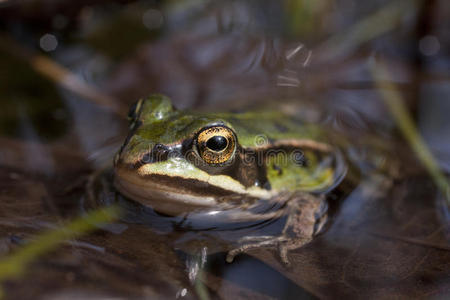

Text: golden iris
xmin=196 ymin=126 xmax=236 ymax=164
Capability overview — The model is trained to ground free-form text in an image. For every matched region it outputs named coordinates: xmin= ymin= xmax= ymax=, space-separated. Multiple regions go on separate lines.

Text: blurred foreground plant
xmin=0 ymin=206 xmax=121 ymax=297
xmin=372 ymin=61 xmax=450 ymax=205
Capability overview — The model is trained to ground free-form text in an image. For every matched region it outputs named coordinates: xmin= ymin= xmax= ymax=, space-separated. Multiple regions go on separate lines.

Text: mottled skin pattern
xmin=114 ymin=94 xmax=346 ymax=263
xmin=117 ymin=94 xmax=340 ymax=193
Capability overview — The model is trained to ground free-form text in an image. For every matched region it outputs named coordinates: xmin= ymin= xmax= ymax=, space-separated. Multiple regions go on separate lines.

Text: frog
xmin=112 ymin=94 xmax=348 ymax=264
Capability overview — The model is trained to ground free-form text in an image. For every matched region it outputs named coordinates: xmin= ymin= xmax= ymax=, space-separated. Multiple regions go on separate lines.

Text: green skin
xmin=112 ymin=94 xmax=347 ymax=264
xmin=114 ymin=94 xmax=345 ymax=216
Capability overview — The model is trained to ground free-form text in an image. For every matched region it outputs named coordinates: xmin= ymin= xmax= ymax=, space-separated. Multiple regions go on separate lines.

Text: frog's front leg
xmin=226 ymin=193 xmax=328 ymax=265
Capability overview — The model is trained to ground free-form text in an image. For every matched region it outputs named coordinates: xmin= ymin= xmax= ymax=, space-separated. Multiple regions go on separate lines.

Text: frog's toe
xmin=278 ymin=236 xmax=313 ymax=265
xmin=278 ymin=245 xmax=290 ymax=266
xmin=238 ymin=235 xmax=278 ymax=242
xmin=226 ymin=250 xmax=237 ymax=263
xmin=227 ymin=234 xmax=314 ymax=265
xmin=226 ymin=236 xmax=287 ymax=263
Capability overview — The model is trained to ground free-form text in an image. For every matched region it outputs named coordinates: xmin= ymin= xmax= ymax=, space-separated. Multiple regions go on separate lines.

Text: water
xmin=0 ymin=0 xmax=449 ymax=298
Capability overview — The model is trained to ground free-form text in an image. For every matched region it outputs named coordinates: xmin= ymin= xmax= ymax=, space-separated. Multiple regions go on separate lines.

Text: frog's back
xmin=209 ymin=111 xmax=326 ymax=148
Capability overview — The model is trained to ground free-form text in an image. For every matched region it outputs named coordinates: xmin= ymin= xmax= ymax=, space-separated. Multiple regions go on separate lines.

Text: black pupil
xmin=206 ymin=136 xmax=228 ymax=151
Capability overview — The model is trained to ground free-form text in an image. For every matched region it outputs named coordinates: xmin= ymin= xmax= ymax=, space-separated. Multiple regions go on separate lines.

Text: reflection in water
xmin=277 ymin=44 xmax=312 ymax=87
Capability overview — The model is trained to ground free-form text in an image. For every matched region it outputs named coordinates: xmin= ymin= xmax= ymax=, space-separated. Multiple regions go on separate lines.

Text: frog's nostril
xmin=139 ymin=144 xmax=171 ymax=165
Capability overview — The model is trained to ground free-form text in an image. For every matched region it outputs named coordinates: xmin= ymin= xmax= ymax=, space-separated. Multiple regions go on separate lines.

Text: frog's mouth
xmin=114 ymin=168 xmax=255 ymax=216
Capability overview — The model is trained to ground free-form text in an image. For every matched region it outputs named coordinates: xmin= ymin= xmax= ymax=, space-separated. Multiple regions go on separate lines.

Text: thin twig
xmin=0 ymin=33 xmax=127 ymax=117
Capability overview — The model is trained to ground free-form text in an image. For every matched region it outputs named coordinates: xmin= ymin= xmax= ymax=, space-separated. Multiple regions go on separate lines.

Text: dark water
xmin=0 ymin=0 xmax=449 ymax=299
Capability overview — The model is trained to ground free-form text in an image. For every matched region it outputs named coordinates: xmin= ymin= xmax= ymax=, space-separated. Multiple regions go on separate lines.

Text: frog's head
xmin=114 ymin=95 xmax=346 ymax=215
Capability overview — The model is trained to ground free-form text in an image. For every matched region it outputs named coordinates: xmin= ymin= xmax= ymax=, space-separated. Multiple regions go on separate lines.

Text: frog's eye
xmin=196 ymin=126 xmax=236 ymax=165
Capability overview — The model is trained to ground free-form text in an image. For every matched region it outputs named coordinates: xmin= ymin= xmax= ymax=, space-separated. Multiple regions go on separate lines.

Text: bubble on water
xmin=419 ymin=35 xmax=440 ymax=56
xmin=142 ymin=9 xmax=164 ymax=30
xmin=39 ymin=33 xmax=58 ymax=52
